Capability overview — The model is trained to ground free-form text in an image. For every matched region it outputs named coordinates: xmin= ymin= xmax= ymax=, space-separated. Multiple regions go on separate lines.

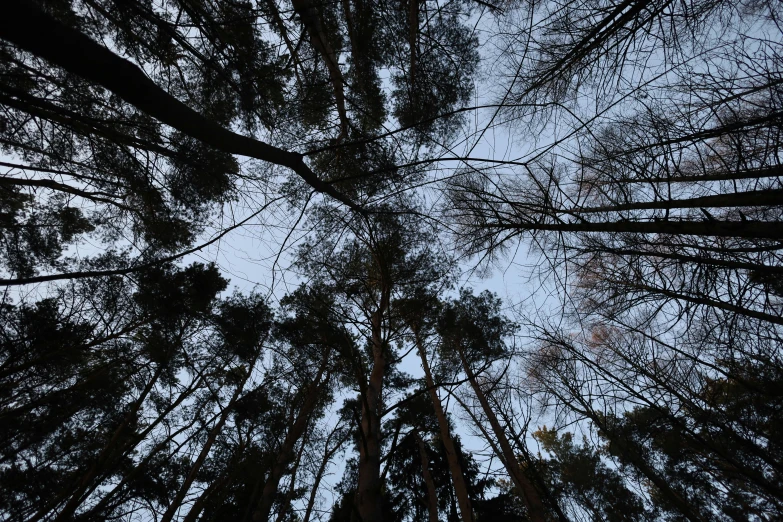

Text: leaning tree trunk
xmin=414 ymin=331 xmax=474 ymax=522
xmin=47 ymin=364 xmax=165 ymax=522
xmin=0 ymin=1 xmax=362 ymax=213
xmin=457 ymin=347 xmax=549 ymax=522
xmin=253 ymin=356 xmax=331 ymax=522
xmin=303 ymin=427 xmax=350 ymax=522
xmin=584 ymin=406 xmax=709 ymax=522
xmin=182 ymin=441 xmax=249 ymax=522
xmin=160 ymin=358 xmax=259 ymax=522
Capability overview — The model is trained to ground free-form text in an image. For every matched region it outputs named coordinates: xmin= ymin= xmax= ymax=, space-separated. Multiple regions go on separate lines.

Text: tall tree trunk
xmin=273 ymin=429 xmax=309 ymax=522
xmin=253 ymin=358 xmax=331 ymax=522
xmin=415 ymin=432 xmax=440 ymax=522
xmin=44 ymin=364 xmax=164 ymax=522
xmin=414 ymin=332 xmax=474 ymax=522
xmin=408 ymin=0 xmax=418 ymax=94
xmin=182 ymin=442 xmax=249 ymax=522
xmin=486 ymin=217 xmax=783 ymax=239
xmin=623 ymin=281 xmax=783 ymax=325
xmin=354 ymin=287 xmax=390 ymax=522
xmin=574 ymin=188 xmax=783 ymax=214
xmin=584 ymin=407 xmax=709 ymax=522
xmin=290 ymin=0 xmax=350 ymax=140
xmin=303 ymin=428 xmax=350 ymax=522
xmin=593 ymin=246 xmax=783 ymax=276
xmin=78 ymin=371 xmax=208 ymax=519
xmin=457 ymin=348 xmax=549 ymax=522
xmin=160 ymin=363 xmax=258 ymax=522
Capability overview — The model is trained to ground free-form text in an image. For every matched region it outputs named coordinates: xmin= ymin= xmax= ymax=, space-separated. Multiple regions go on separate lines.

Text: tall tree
xmin=437 ymin=289 xmax=562 ymax=522
xmin=294 ymin=207 xmax=447 ymax=522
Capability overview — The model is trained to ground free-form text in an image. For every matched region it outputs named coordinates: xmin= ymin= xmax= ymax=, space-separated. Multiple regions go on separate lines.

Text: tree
xmin=533 ymin=427 xmax=652 ymax=522
xmin=400 ymin=291 xmax=477 ymax=522
xmin=292 ymin=206 xmax=450 ymax=522
xmin=3 ymin=0 xmax=783 ymax=519
xmin=526 ymin=316 xmax=783 ymax=521
xmin=437 ymin=289 xmax=563 ymax=522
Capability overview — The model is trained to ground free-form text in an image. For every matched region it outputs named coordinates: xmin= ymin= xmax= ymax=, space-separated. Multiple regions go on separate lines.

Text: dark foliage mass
xmin=0 ymin=0 xmax=781 ymax=520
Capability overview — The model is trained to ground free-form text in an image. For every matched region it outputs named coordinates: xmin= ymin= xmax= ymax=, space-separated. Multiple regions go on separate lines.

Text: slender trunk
xmin=488 ymin=216 xmax=783 ymax=239
xmin=183 ymin=442 xmax=249 ymax=522
xmin=354 ymin=289 xmax=390 ymax=522
xmin=574 ymin=188 xmax=783 ymax=214
xmin=585 ymin=409 xmax=708 ymax=522
xmin=303 ymin=429 xmax=350 ymax=522
xmin=79 ymin=372 xmax=208 ymax=519
xmin=572 ymin=336 xmax=783 ymax=497
xmin=529 ymin=0 xmax=657 ymax=93
xmin=624 ymin=281 xmax=783 ymax=325
xmin=415 ymin=432 xmax=440 ymax=522
xmin=264 ymin=0 xmax=305 ymax=87
xmin=593 ymin=247 xmax=783 ymax=275
xmin=50 ymin=364 xmax=165 ymax=521
xmin=160 ymin=365 xmax=257 ymax=522
xmin=457 ymin=348 xmax=549 ymax=522
xmin=617 ymin=163 xmax=783 ymax=184
xmin=253 ymin=361 xmax=331 ymax=522
xmin=273 ymin=429 xmax=309 ymax=522
xmin=0 ymin=175 xmax=131 ymax=209
xmin=495 ymin=399 xmax=570 ymax=522
xmin=408 ymin=0 xmax=418 ymax=94
xmin=290 ymin=0 xmax=349 ymax=139
xmin=415 ymin=333 xmax=474 ymax=522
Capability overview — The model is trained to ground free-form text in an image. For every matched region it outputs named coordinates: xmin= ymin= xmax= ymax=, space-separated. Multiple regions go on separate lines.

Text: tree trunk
xmin=182 ymin=442 xmax=249 ymax=522
xmin=457 ymin=348 xmax=549 ymax=522
xmin=574 ymin=188 xmax=783 ymax=213
xmin=354 ymin=289 xmax=390 ymax=522
xmin=415 ymin=332 xmax=474 ymax=522
xmin=46 ymin=364 xmax=164 ymax=522
xmin=78 ymin=372 xmax=208 ymax=519
xmin=253 ymin=360 xmax=331 ymax=522
xmin=273 ymin=428 xmax=309 ymax=522
xmin=303 ymin=428 xmax=350 ymax=522
xmin=489 ymin=217 xmax=783 ymax=240
xmin=0 ymin=1 xmax=361 ymax=213
xmin=618 ymin=163 xmax=783 ymax=184
xmin=160 ymin=364 xmax=257 ymax=522
xmin=290 ymin=0 xmax=350 ymax=139
xmin=585 ymin=409 xmax=708 ymax=522
xmin=415 ymin=432 xmax=440 ymax=522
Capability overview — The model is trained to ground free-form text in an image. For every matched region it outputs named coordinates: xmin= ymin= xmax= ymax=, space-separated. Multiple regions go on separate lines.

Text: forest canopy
xmin=1 ymin=0 xmax=781 ymax=521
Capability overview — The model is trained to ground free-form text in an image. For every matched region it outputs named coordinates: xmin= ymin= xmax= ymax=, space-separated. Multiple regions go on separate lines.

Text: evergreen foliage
xmin=1 ymin=0 xmax=781 ymax=520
